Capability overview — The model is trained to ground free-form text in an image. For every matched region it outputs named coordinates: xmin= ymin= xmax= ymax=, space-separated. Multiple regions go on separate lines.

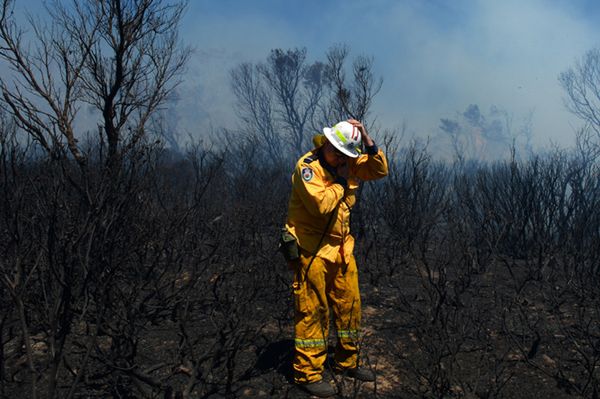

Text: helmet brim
xmin=322 ymin=127 xmax=360 ymax=158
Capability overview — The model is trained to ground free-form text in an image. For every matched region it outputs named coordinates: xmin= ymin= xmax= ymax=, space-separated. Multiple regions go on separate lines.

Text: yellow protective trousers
xmin=292 ymin=249 xmax=362 ymax=384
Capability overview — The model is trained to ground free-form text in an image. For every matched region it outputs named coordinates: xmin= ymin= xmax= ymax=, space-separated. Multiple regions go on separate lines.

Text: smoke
xmin=7 ymin=0 xmax=599 ymax=151
xmin=177 ymin=0 xmax=600 ymax=151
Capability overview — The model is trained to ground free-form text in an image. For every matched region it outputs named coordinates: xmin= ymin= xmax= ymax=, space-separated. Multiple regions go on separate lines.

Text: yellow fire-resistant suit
xmin=285 ymin=134 xmax=388 ymax=384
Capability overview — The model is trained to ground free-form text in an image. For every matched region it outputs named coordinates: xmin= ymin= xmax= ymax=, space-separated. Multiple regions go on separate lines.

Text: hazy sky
xmin=11 ymin=0 xmax=600 ymax=149
xmin=178 ymin=0 xmax=600 ymax=149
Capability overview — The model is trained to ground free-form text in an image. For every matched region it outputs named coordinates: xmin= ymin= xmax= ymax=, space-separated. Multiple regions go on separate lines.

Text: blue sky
xmin=11 ymin=0 xmax=600 ymax=149
xmin=178 ymin=0 xmax=600 ymax=148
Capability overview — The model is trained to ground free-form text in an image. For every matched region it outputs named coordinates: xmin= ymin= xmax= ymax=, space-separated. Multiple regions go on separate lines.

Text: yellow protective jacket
xmin=285 ymin=135 xmax=388 ymax=263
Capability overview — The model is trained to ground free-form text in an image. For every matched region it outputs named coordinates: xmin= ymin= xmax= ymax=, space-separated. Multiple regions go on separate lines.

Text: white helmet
xmin=322 ymin=121 xmax=361 ymax=158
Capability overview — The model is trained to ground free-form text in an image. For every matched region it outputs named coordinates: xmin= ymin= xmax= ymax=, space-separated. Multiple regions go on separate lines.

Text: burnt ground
xmin=228 ymin=254 xmax=595 ymax=399
xmin=238 ymin=272 xmax=581 ymax=398
xmin=150 ymin=257 xmax=595 ymax=398
xmin=3 ymin=243 xmax=598 ymax=399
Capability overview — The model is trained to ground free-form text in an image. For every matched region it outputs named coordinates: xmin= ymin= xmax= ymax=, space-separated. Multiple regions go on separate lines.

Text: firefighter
xmin=285 ymin=119 xmax=388 ymax=397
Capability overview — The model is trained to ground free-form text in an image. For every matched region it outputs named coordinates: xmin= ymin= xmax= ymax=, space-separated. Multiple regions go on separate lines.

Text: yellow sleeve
xmin=351 ymin=149 xmax=389 ymax=181
xmin=293 ymin=163 xmax=344 ymax=216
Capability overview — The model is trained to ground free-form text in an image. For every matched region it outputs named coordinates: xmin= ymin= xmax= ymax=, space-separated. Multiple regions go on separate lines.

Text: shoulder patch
xmin=301 ymin=167 xmax=314 ymax=182
xmin=303 ymin=156 xmax=315 ymax=164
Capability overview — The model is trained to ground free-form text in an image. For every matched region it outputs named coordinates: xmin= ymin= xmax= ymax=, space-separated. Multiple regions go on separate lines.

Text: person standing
xmin=284 ymin=119 xmax=388 ymax=397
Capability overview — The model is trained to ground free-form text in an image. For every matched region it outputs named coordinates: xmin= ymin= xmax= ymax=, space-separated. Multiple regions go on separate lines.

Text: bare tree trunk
xmin=15 ymin=296 xmax=36 ymax=399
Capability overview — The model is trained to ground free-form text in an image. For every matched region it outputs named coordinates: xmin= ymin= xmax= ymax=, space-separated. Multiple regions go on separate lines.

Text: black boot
xmin=300 ymin=379 xmax=336 ymax=397
xmin=337 ymin=366 xmax=376 ymax=382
